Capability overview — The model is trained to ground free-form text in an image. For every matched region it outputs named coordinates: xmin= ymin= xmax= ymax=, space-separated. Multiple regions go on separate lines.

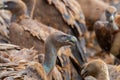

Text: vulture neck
xmin=11 ymin=9 xmax=29 ymax=22
xmin=22 ymin=0 xmax=36 ymax=18
xmin=11 ymin=13 xmax=28 ymax=22
xmin=43 ymin=42 xmax=59 ymax=75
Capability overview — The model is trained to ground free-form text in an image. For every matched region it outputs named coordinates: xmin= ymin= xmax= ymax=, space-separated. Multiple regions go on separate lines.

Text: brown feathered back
xmin=94 ymin=21 xmax=114 ymax=52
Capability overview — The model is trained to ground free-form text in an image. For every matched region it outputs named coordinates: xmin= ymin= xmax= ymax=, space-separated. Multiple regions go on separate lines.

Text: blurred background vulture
xmin=94 ymin=5 xmax=120 ymax=63
xmin=81 ymin=59 xmax=120 ymax=80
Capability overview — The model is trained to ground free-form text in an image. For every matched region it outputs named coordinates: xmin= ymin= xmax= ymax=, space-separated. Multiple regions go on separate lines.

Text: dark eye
xmin=4 ymin=1 xmax=16 ymax=8
xmin=106 ymin=10 xmax=110 ymax=14
xmin=61 ymin=35 xmax=66 ymax=38
xmin=105 ymin=10 xmax=111 ymax=17
xmin=59 ymin=35 xmax=66 ymax=41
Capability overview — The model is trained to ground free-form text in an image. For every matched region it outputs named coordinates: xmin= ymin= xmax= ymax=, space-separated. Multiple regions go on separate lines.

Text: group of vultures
xmin=0 ymin=0 xmax=120 ymax=80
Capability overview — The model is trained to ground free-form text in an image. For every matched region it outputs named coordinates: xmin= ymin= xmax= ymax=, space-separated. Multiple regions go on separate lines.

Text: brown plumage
xmin=1 ymin=0 xmax=86 ymax=56
xmin=22 ymin=0 xmax=36 ymax=18
xmin=34 ymin=0 xmax=87 ymax=65
xmin=94 ymin=21 xmax=114 ymax=53
xmin=78 ymin=0 xmax=120 ymax=30
xmin=76 ymin=0 xmax=116 ymax=52
xmin=0 ymin=1 xmax=85 ymax=80
xmin=81 ymin=59 xmax=110 ymax=80
xmin=26 ymin=61 xmax=47 ymax=80
xmin=94 ymin=6 xmax=120 ymax=59
xmin=0 ymin=10 xmax=11 ymax=43
xmin=25 ymin=32 xmax=77 ymax=80
xmin=102 ymin=0 xmax=119 ymax=4
xmin=113 ymin=16 xmax=120 ymax=59
xmin=34 ymin=0 xmax=87 ymax=37
xmin=81 ymin=59 xmax=120 ymax=80
xmin=0 ymin=0 xmax=29 ymax=22
xmin=115 ymin=15 xmax=120 ymax=27
xmin=102 ymin=0 xmax=120 ymax=14
xmin=35 ymin=47 xmax=85 ymax=80
xmin=110 ymin=31 xmax=120 ymax=59
xmin=0 ymin=15 xmax=9 ymax=41
xmin=108 ymin=64 xmax=120 ymax=80
xmin=77 ymin=0 xmax=109 ymax=30
xmin=34 ymin=0 xmax=70 ymax=34
xmin=0 ymin=0 xmax=59 ymax=53
xmin=56 ymin=53 xmax=84 ymax=80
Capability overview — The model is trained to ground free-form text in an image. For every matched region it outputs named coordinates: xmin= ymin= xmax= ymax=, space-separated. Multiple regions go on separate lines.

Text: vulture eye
xmin=106 ymin=10 xmax=111 ymax=17
xmin=60 ymin=35 xmax=67 ymax=40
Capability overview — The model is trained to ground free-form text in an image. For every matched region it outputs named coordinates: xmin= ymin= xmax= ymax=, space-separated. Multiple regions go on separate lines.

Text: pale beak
xmin=109 ymin=14 xmax=114 ymax=22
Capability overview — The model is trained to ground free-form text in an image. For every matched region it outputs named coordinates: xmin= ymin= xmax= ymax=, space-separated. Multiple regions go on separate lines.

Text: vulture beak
xmin=66 ymin=35 xmax=77 ymax=46
xmin=109 ymin=14 xmax=114 ymax=22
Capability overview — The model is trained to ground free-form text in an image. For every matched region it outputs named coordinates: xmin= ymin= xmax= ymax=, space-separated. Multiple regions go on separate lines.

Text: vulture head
xmin=81 ymin=59 xmax=110 ymax=80
xmin=0 ymin=0 xmax=28 ymax=22
xmin=105 ymin=6 xmax=117 ymax=23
